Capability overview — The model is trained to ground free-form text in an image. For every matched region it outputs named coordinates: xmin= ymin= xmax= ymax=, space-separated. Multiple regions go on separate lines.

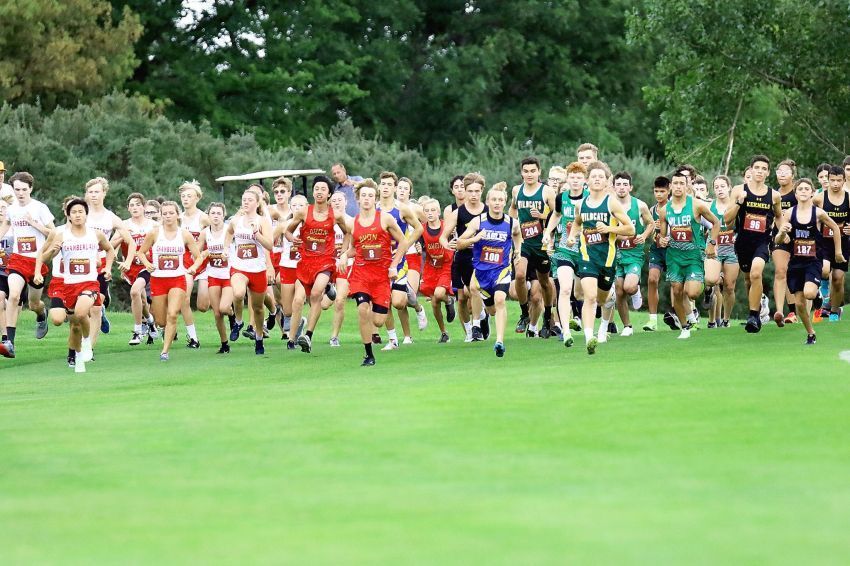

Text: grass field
xmin=2 ymin=304 xmax=849 ymax=564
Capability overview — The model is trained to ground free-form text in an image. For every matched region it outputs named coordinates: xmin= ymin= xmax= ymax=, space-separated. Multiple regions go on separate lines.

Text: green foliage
xmin=629 ymin=0 xmax=850 ymax=172
xmin=0 ymin=0 xmax=142 ymax=108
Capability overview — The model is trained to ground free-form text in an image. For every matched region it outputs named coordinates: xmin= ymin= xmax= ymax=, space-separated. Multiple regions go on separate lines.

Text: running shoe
xmin=35 ymin=317 xmax=49 ymax=339
xmin=242 ymin=325 xmax=257 ymax=341
xmin=361 ymin=356 xmax=376 ymax=367
xmin=296 ymin=317 xmax=307 ymax=338
xmin=677 ymin=328 xmax=691 ymax=340
xmin=773 ymin=312 xmax=785 ymax=327
xmin=805 ymin=333 xmax=817 ymax=345
xmin=186 ymin=337 xmax=200 ymax=349
xmin=563 ymin=333 xmax=574 ymax=348
xmin=759 ymin=295 xmax=771 ymax=324
xmin=643 ymin=318 xmax=657 ymax=332
xmin=266 ymin=310 xmax=277 ymax=331
xmin=402 ymin=336 xmax=413 ymax=345
xmin=784 ymin=312 xmax=797 ymax=324
xmin=620 ymin=326 xmax=634 ymax=337
xmin=217 ymin=343 xmax=230 ymax=354
xmin=707 ymin=322 xmax=716 ymax=329
xmin=286 ymin=340 xmax=296 ymax=350
xmin=230 ymin=321 xmax=244 ymax=342
xmin=100 ymin=310 xmax=111 ymax=334
xmin=438 ymin=332 xmax=450 ymax=343
xmin=160 ymin=352 xmax=169 ymax=362
xmin=813 ymin=310 xmax=823 ymax=324
xmin=329 ymin=337 xmax=341 ymax=347
xmin=526 ymin=328 xmax=538 ymax=338
xmin=75 ymin=358 xmax=86 ymax=373
xmin=515 ymin=314 xmax=530 ymax=334
xmin=494 ymin=341 xmax=505 ymax=358
xmin=129 ymin=332 xmax=141 ymax=346
xmin=255 ymin=340 xmax=265 ymax=356
xmin=663 ymin=311 xmax=680 ymax=330
xmin=553 ymin=325 xmax=563 ymax=341
xmin=745 ymin=314 xmax=760 ymax=333
xmin=607 ymin=321 xmax=618 ymax=335
xmin=631 ymin=288 xmax=643 ymax=310
xmin=416 ymin=308 xmax=428 ymax=331
xmin=381 ymin=338 xmax=399 ymax=351
xmin=586 ymin=337 xmax=598 ymax=355
xmin=829 ymin=308 xmax=842 ymax=322
xmin=296 ymin=334 xmax=312 ymax=353
xmin=68 ymin=353 xmax=76 ymax=368
xmin=147 ymin=322 xmax=158 ymax=344
xmin=539 ymin=324 xmax=551 ymax=339
xmin=0 ymin=340 xmax=15 ymax=359
xmin=371 ymin=333 xmax=382 ymax=344
xmin=480 ymin=315 xmax=490 ymax=340
xmin=325 ymin=283 xmax=337 ymax=301
xmin=720 ymin=319 xmax=730 ymax=328
xmin=471 ymin=326 xmax=484 ymax=342
xmin=445 ymin=299 xmax=456 ymax=323
xmin=570 ymin=317 xmax=582 ymax=331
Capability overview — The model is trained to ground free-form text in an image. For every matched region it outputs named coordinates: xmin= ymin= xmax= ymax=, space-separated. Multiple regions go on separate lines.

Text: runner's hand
xmin=635 ymin=234 xmax=646 ymax=244
xmin=596 ymin=221 xmax=610 ymax=234
xmin=388 ymin=266 xmax=398 ymax=280
xmin=266 ymin=268 xmax=275 ymax=285
xmin=118 ymin=260 xmax=131 ymax=272
xmin=836 ymin=252 xmax=846 ymax=265
xmin=33 ymin=273 xmax=43 ymax=286
xmin=659 ymin=236 xmax=670 ymax=248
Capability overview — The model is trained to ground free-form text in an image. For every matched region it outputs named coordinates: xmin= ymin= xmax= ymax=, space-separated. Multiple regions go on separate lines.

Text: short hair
xmin=331 ymin=162 xmax=346 ymax=172
xmin=160 ymin=200 xmax=180 ymax=214
xmin=65 ymin=198 xmax=89 ymax=217
xmin=355 ymin=178 xmax=378 ymax=199
xmin=520 ymin=156 xmax=541 ymax=170
xmin=127 ymin=192 xmax=145 ymax=206
xmin=85 ymin=177 xmax=109 ymax=193
xmin=179 ymin=180 xmax=203 ymax=199
xmin=449 ymin=175 xmax=464 ymax=189
xmin=463 ymin=172 xmax=485 ymax=189
xmin=693 ymin=175 xmax=707 ymax=185
xmin=312 ymin=175 xmax=334 ymax=193
xmin=842 ymin=155 xmax=850 ymax=167
xmin=794 ymin=178 xmax=815 ymax=191
xmin=828 ymin=165 xmax=845 ymax=177
xmin=653 ymin=176 xmax=670 ymax=189
xmin=712 ymin=175 xmax=732 ymax=188
xmin=290 ymin=194 xmax=308 ymax=206
xmin=587 ymin=161 xmax=611 ymax=177
xmin=750 ymin=154 xmax=771 ymax=167
xmin=272 ymin=176 xmax=292 ymax=190
xmin=565 ymin=162 xmax=588 ymax=176
xmin=379 ymin=171 xmax=398 ymax=185
xmin=577 ymin=143 xmax=598 ymax=155
xmin=613 ymin=171 xmax=632 ymax=184
xmin=816 ymin=163 xmax=832 ymax=176
xmin=145 ymin=199 xmax=161 ymax=211
xmin=548 ymin=166 xmax=567 ymax=178
xmin=677 ymin=164 xmax=698 ymax=177
xmin=398 ymin=177 xmax=414 ymax=196
xmin=421 ymin=197 xmax=440 ymax=210
xmin=9 ymin=172 xmax=34 ymax=187
xmin=776 ymin=159 xmax=796 ymax=176
xmin=206 ymin=201 xmax=227 ymax=215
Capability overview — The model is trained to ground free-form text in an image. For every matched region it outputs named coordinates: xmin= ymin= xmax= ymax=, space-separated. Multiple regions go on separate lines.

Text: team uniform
xmin=86 ymin=209 xmax=121 ymax=305
xmin=60 ymin=227 xmax=102 ymax=310
xmin=47 ymin=225 xmax=67 ymax=310
xmin=5 ymin=199 xmax=54 ymax=286
xmin=451 ymin=204 xmax=487 ymax=291
xmin=577 ymin=195 xmax=618 ymax=291
xmin=665 ymin=196 xmax=705 ymax=284
xmin=471 ymin=214 xmax=514 ymax=305
xmin=204 ymin=226 xmax=231 ymax=288
xmin=230 ymin=217 xmax=269 ymax=293
xmin=648 ymin=203 xmax=667 ymax=271
xmin=380 ymin=205 xmax=409 ymax=292
xmin=121 ymin=219 xmax=155 ymax=286
xmin=820 ymin=191 xmax=850 ymax=273
xmin=150 ymin=230 xmax=188 ymax=297
xmin=709 ymin=200 xmax=738 ymax=265
xmin=278 ymin=222 xmax=300 ymax=285
xmin=181 ymin=211 xmax=208 ymax=280
xmin=734 ymin=184 xmax=775 ymax=273
xmin=615 ymin=196 xmax=646 ymax=279
xmin=348 ymin=211 xmax=393 ymax=312
xmin=333 ymin=223 xmax=353 ymax=281
xmin=553 ymin=191 xmax=585 ymax=271
xmin=516 ymin=183 xmax=551 ymax=274
xmin=295 ymin=205 xmax=336 ymax=289
xmin=771 ymin=189 xmax=797 ymax=254
xmin=420 ymin=223 xmax=454 ymax=298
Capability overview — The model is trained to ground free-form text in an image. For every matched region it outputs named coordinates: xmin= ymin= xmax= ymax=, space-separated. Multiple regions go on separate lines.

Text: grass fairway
xmin=2 ymin=305 xmax=849 ymax=564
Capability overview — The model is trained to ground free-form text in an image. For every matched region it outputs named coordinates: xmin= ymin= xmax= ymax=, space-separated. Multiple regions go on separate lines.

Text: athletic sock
xmin=36 ymin=311 xmax=45 ymax=323
xmin=687 ymin=312 xmax=697 ymax=324
xmin=788 ymin=303 xmax=796 ymax=314
xmin=146 ymin=314 xmax=155 ymax=324
xmin=186 ymin=324 xmax=198 ymax=341
xmin=387 ymin=329 xmax=397 ymax=341
xmin=584 ymin=326 xmax=593 ymax=342
xmin=134 ymin=324 xmax=142 ymax=333
xmin=472 ymin=319 xmax=481 ymax=328
xmin=306 ymin=330 xmax=313 ymax=339
xmin=68 ymin=348 xmax=75 ymax=359
xmin=8 ymin=327 xmax=16 ymax=344
xmin=649 ymin=313 xmax=658 ymax=322
xmin=463 ymin=321 xmax=472 ymax=335
xmin=520 ymin=302 xmax=529 ymax=317
xmin=364 ymin=343 xmax=374 ymax=357
xmin=749 ymin=309 xmax=759 ymax=318
xmin=528 ymin=323 xmax=537 ymax=333
xmin=221 ymin=341 xmax=228 ymax=348
xmin=543 ymin=305 xmax=552 ymax=325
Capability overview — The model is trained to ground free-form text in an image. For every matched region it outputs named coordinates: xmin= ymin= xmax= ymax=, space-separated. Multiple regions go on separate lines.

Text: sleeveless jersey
xmin=123 ymin=218 xmax=155 ymax=267
xmin=710 ymin=200 xmax=736 ymax=251
xmin=736 ymin=184 xmax=774 ymax=243
xmin=555 ymin=191 xmax=584 ymax=259
xmin=231 ymin=216 xmax=267 ymax=273
xmin=300 ymin=205 xmax=336 ymax=259
xmin=665 ymin=196 xmax=704 ymax=259
xmin=788 ymin=206 xmax=820 ymax=266
xmin=516 ymin=183 xmax=548 ymax=249
xmin=352 ymin=211 xmax=392 ymax=269
xmin=86 ymin=209 xmax=119 ymax=263
xmin=51 ymin=225 xmax=67 ymax=277
xmin=204 ymin=226 xmax=230 ymax=279
xmin=616 ymin=196 xmax=645 ymax=258
xmin=423 ymin=222 xmax=452 ymax=269
xmin=821 ymin=190 xmax=850 ymax=244
xmin=181 ymin=210 xmax=205 ymax=243
xmin=279 ymin=221 xmax=301 ymax=269
xmin=334 ymin=222 xmax=354 ymax=267
xmin=473 ymin=214 xmax=513 ymax=273
xmin=7 ymin=200 xmax=54 ymax=258
xmin=151 ymin=228 xmax=186 ymax=278
xmin=61 ymin=227 xmax=100 ymax=284
xmin=579 ymin=195 xmax=617 ymax=267
xmin=455 ymin=203 xmax=488 ymax=259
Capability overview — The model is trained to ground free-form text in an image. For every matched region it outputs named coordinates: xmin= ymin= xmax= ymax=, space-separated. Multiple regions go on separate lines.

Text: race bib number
xmin=69 ymin=258 xmax=91 ymax=275
xmin=670 ymin=226 xmax=693 ymax=242
xmin=584 ymin=229 xmax=605 ymax=246
xmin=822 ymin=224 xmax=835 ymax=238
xmin=237 ymin=243 xmax=258 ymax=260
xmin=718 ymin=230 xmax=735 ymax=246
xmin=17 ymin=236 xmax=36 ymax=254
xmin=793 ymin=239 xmax=816 ymax=258
xmin=208 ymin=253 xmax=228 ymax=268
xmin=520 ymin=220 xmax=542 ymax=239
xmin=743 ymin=213 xmax=767 ymax=233
xmin=428 ymin=254 xmax=445 ymax=269
xmin=191 ymin=231 xmax=201 ymax=242
xmin=305 ymin=239 xmax=327 ymax=254
xmin=361 ymin=245 xmax=383 ymax=261
xmin=480 ymin=245 xmax=504 ymax=265
xmin=157 ymin=254 xmax=179 ymax=271
xmin=616 ymin=236 xmax=636 ymax=250
xmin=289 ymin=247 xmax=301 ymax=261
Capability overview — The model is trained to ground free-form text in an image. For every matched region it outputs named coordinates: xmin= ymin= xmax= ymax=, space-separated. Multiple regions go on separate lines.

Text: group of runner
xmin=0 ymin=146 xmax=847 ymax=368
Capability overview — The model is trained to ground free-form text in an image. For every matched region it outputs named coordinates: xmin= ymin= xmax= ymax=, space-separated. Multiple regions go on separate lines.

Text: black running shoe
xmin=494 ymin=341 xmax=505 ymax=357
xmin=480 ymin=315 xmax=490 ymax=340
xmin=242 ymin=325 xmax=256 ymax=341
xmin=607 ymin=321 xmax=618 ymax=335
xmin=445 ymin=299 xmax=456 ymax=323
xmin=230 ymin=321 xmax=243 ymax=342
xmin=255 ymin=340 xmax=265 ymax=355
xmin=539 ymin=325 xmax=551 ymax=339
xmin=438 ymin=332 xmax=450 ymax=343
xmin=266 ymin=311 xmax=276 ymax=331
xmin=361 ymin=356 xmax=376 ymax=367
xmin=745 ymin=314 xmax=760 ymax=333
xmin=663 ymin=311 xmax=680 ymax=330
xmin=515 ymin=314 xmax=529 ymax=334
xmin=217 ymin=343 xmax=230 ymax=354
xmin=471 ymin=326 xmax=484 ymax=341
xmin=186 ymin=338 xmax=200 ymax=349
xmin=325 ymin=283 xmax=337 ymax=301
xmin=805 ymin=333 xmax=816 ymax=345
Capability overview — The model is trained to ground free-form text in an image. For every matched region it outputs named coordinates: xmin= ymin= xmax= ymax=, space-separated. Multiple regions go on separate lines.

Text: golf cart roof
xmin=215 ymin=169 xmax=325 ymax=183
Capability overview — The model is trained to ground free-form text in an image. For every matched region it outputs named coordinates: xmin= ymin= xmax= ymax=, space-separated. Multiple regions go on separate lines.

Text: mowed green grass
xmin=1 ymin=303 xmax=850 ymax=564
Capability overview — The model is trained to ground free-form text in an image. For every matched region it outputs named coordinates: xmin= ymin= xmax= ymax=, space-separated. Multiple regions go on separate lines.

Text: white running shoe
xmin=80 ymin=340 xmax=94 ymax=363
xmin=74 ymin=359 xmax=86 ymax=373
xmin=597 ymin=325 xmax=608 ymax=343
xmin=329 ymin=337 xmax=340 ymax=347
xmin=381 ymin=339 xmax=399 ymax=351
xmin=416 ymin=308 xmax=428 ymax=331
xmin=402 ymin=336 xmax=414 ymax=345
xmin=759 ymin=294 xmax=771 ymax=324
xmin=678 ymin=328 xmax=691 ymax=339
xmin=631 ymin=288 xmax=643 ymax=310
xmin=620 ymin=326 xmax=634 ymax=337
